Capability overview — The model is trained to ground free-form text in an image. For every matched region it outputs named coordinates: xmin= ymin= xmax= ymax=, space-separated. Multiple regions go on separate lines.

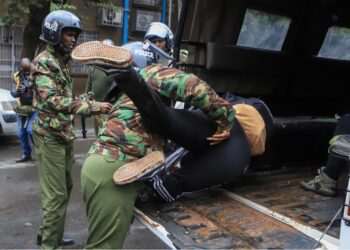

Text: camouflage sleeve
xmin=142 ymin=65 xmax=235 ymax=131
xmin=35 ymin=74 xmax=101 ymax=116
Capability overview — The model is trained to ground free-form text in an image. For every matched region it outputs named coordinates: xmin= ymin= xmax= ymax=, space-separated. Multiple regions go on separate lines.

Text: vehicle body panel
xmin=0 ymin=88 xmax=17 ymax=135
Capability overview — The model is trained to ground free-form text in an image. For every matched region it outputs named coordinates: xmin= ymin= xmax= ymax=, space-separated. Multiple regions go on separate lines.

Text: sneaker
xmin=113 ymin=151 xmax=165 ymax=185
xmin=71 ymin=41 xmax=133 ymax=69
xmin=300 ymin=167 xmax=337 ymax=196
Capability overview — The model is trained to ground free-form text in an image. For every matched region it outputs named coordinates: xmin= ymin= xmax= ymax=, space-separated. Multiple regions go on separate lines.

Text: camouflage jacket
xmin=89 ymin=64 xmax=235 ymax=162
xmin=32 ymin=45 xmax=102 ymax=142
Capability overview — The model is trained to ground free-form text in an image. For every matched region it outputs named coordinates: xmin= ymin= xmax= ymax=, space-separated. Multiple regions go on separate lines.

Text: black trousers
xmin=114 ymin=68 xmax=250 ymax=197
xmin=324 ymin=113 xmax=350 ymax=180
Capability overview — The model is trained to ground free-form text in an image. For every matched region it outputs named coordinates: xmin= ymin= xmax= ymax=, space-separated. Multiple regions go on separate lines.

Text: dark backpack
xmin=221 ymin=92 xmax=274 ymax=139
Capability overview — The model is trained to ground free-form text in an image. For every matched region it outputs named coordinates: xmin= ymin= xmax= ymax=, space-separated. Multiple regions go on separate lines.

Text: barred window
xmin=70 ymin=31 xmax=99 ymax=75
xmin=133 ymin=0 xmax=160 ymax=7
xmin=0 ymin=26 xmax=24 ymax=90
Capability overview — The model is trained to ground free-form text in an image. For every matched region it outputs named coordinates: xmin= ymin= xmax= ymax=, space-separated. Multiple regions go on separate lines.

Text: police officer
xmin=145 ymin=22 xmax=174 ymax=53
xmin=85 ymin=39 xmax=115 ymax=135
xmin=11 ymin=58 xmax=37 ymax=162
xmin=72 ymin=41 xmax=234 ymax=248
xmin=31 ymin=10 xmax=112 ymax=249
xmin=145 ymin=22 xmax=188 ymax=69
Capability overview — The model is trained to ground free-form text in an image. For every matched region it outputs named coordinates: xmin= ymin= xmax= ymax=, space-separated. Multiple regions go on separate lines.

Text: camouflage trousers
xmin=33 ymin=133 xmax=74 ymax=249
xmin=81 ymin=154 xmax=142 ymax=249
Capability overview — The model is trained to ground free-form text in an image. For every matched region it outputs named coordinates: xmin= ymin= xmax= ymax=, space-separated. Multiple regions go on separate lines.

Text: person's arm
xmin=141 ymin=65 xmax=235 ymax=133
xmin=34 ymin=71 xmax=105 ymax=116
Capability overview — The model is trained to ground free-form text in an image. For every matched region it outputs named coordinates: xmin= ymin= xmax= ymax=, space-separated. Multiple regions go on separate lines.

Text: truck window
xmin=237 ymin=9 xmax=291 ymax=51
xmin=318 ymin=26 xmax=350 ymax=60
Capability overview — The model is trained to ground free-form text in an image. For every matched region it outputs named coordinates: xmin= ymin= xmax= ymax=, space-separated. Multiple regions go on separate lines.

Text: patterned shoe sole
xmin=71 ymin=41 xmax=133 ymax=68
xmin=113 ymin=151 xmax=165 ymax=185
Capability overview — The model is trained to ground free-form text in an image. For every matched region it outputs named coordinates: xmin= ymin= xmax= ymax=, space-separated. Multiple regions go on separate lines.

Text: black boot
xmin=16 ymin=154 xmax=31 ymax=163
xmin=37 ymin=235 xmax=75 ymax=246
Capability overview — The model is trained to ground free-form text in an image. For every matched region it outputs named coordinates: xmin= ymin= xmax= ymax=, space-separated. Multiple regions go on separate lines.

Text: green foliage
xmin=0 ymin=0 xmax=30 ymax=26
xmin=0 ymin=0 xmax=116 ymax=26
xmin=0 ymin=0 xmax=117 ymax=58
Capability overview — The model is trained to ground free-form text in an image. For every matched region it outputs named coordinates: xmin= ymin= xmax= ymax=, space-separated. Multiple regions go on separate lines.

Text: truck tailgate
xmin=135 ymin=168 xmax=346 ymax=249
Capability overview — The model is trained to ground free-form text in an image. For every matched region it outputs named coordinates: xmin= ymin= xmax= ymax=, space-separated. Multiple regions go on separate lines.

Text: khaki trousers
xmin=33 ymin=132 xmax=74 ymax=249
xmin=81 ymin=154 xmax=142 ymax=249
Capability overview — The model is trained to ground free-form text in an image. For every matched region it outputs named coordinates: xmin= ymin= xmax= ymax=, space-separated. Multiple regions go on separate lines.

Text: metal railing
xmin=0 ymin=26 xmax=23 ymax=90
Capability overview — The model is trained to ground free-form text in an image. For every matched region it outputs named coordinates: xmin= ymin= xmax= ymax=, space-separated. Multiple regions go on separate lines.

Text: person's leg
xmin=33 ymin=132 xmax=44 ymax=239
xmin=34 ymin=133 xmax=71 ymax=249
xmin=65 ymin=141 xmax=74 ymax=199
xmin=17 ymin=115 xmax=31 ymax=158
xmin=323 ymin=113 xmax=350 ymax=180
xmin=150 ymin=119 xmax=250 ymax=201
xmin=300 ymin=113 xmax=350 ymax=196
xmin=26 ymin=111 xmax=38 ymax=145
xmin=81 ymin=154 xmax=143 ymax=249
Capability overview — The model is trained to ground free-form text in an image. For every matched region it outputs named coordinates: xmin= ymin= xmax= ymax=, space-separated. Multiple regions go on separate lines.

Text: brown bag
xmin=233 ymin=103 xmax=266 ymax=156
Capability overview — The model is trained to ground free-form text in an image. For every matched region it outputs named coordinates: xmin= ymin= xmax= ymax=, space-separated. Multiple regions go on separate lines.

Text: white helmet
xmin=102 ymin=39 xmax=114 ymax=45
xmin=144 ymin=22 xmax=174 ymax=52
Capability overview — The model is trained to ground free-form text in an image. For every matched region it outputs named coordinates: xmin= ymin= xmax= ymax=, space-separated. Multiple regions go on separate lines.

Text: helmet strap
xmin=55 ymin=41 xmax=71 ymax=56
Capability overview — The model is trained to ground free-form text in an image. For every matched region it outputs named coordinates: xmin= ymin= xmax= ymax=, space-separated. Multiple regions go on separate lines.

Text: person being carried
xmin=10 ymin=57 xmax=37 ymax=162
xmin=31 ymin=11 xmax=112 ymax=249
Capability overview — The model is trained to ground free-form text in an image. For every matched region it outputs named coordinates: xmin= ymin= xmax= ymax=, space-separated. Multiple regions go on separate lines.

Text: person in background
xmin=85 ymin=39 xmax=115 ymax=135
xmin=11 ymin=57 xmax=37 ymax=163
xmin=145 ymin=22 xmax=188 ymax=71
xmin=144 ymin=22 xmax=174 ymax=54
xmin=31 ymin=10 xmax=112 ymax=249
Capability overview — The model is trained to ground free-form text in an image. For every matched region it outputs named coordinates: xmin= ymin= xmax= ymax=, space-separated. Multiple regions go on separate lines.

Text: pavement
xmin=0 ymin=117 xmax=169 ymax=249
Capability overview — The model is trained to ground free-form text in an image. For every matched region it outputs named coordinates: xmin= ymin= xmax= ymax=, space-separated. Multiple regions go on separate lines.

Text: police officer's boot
xmin=36 ymin=235 xmax=75 ymax=246
xmin=300 ymin=167 xmax=337 ymax=196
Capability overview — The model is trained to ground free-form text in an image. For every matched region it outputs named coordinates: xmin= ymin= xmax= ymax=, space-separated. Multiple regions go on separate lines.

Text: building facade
xmin=0 ymin=0 xmax=171 ymax=93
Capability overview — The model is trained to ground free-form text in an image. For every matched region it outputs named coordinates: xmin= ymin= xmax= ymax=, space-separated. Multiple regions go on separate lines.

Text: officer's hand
xmin=17 ymin=85 xmax=25 ymax=94
xmin=99 ymin=102 xmax=113 ymax=114
xmin=207 ymin=127 xmax=230 ymax=145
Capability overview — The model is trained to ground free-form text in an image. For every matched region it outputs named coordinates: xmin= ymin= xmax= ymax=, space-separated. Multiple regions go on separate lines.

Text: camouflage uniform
xmin=81 ymin=64 xmax=234 ymax=249
xmin=85 ymin=66 xmax=114 ymax=135
xmin=32 ymin=44 xmax=103 ymax=249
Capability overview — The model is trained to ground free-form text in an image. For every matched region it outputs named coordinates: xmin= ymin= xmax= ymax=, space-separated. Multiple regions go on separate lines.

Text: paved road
xmin=0 ymin=117 xmax=169 ymax=249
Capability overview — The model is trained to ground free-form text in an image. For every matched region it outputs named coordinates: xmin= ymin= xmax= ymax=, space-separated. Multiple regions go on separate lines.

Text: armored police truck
xmin=135 ymin=0 xmax=350 ymax=248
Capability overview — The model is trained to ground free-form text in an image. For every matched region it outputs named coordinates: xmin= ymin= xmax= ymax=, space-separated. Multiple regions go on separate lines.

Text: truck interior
xmin=135 ymin=0 xmax=350 ymax=248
